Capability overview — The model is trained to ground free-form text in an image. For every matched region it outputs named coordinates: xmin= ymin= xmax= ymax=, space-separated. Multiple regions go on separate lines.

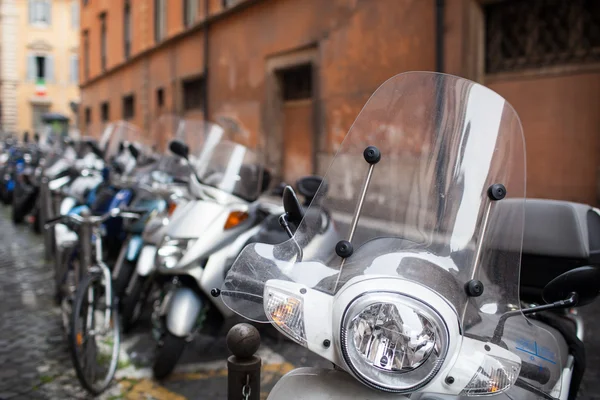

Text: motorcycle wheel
xmin=12 ymin=194 xmax=26 ymax=224
xmin=32 ymin=206 xmax=41 ymax=234
xmin=113 ymin=260 xmax=135 ymax=300
xmin=152 ymin=332 xmax=186 ymax=380
xmin=1 ymin=186 xmax=10 ymax=205
xmin=121 ymin=275 xmax=145 ymax=333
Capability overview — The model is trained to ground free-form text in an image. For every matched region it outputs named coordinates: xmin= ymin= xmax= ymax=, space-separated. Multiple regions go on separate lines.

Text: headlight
xmin=156 ymin=237 xmax=196 ymax=269
xmin=340 ymin=293 xmax=449 ymax=393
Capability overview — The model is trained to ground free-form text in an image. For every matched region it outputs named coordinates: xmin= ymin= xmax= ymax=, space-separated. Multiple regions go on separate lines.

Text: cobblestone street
xmin=0 ymin=205 xmax=599 ymax=399
xmin=0 ymin=206 xmax=328 ymax=399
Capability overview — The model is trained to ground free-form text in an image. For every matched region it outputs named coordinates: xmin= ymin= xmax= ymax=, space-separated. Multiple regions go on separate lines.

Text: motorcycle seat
xmin=518 ymin=199 xmax=600 ymax=301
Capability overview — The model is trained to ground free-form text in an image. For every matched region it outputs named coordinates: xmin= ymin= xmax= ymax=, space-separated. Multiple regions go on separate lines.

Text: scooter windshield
xmin=103 ymin=121 xmax=144 ymax=162
xmin=197 ymin=140 xmax=265 ymax=202
xmin=222 ymin=72 xmax=563 ymax=396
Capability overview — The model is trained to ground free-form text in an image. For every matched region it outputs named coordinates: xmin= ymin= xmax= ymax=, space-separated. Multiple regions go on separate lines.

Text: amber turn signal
xmin=224 ymin=211 xmax=249 ymax=230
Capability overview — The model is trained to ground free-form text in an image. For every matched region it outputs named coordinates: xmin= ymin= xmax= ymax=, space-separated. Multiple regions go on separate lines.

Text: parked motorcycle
xmin=220 ymin=72 xmax=597 ymax=400
xmin=119 ymin=116 xmax=210 ymax=332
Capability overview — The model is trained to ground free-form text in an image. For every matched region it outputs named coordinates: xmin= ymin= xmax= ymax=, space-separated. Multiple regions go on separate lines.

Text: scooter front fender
xmin=136 ymin=245 xmax=157 ymax=277
xmin=267 ymin=367 xmax=402 ymax=400
xmin=166 ymin=287 xmax=202 ymax=338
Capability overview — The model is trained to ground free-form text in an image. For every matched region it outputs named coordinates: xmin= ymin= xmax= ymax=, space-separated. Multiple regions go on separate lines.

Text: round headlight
xmin=340 ymin=292 xmax=449 ymax=393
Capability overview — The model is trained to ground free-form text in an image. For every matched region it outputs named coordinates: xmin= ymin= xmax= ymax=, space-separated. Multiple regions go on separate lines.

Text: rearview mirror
xmin=128 ymin=143 xmax=140 ymax=159
xmin=283 ymin=186 xmax=304 ymax=225
xmin=169 ymin=140 xmax=189 ymax=159
xmin=543 ymin=266 xmax=600 ymax=307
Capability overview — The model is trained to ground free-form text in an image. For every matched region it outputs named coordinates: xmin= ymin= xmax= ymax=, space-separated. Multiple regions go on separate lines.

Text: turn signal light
xmin=224 ymin=211 xmax=249 ymax=230
xmin=167 ymin=202 xmax=178 ymax=216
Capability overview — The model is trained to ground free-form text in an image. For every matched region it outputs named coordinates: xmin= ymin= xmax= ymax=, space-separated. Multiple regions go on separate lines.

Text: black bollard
xmin=227 ymin=323 xmax=261 ymax=400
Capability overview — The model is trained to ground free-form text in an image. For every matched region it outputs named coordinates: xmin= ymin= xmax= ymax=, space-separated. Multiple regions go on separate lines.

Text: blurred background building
xmin=79 ymin=0 xmax=600 ymax=205
xmin=0 ymin=0 xmax=80 ymax=135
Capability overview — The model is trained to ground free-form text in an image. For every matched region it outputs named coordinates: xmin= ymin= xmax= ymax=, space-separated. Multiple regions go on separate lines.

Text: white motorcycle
xmin=221 ymin=72 xmax=597 ymax=400
xmin=151 ymin=136 xmax=339 ymax=379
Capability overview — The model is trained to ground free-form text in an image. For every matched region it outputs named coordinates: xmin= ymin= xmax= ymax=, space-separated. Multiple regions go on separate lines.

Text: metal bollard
xmin=227 ymin=323 xmax=261 ymax=400
xmin=40 ymin=177 xmax=53 ymax=260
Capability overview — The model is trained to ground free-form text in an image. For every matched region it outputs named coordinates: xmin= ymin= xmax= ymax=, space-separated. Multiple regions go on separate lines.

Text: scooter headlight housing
xmin=340 ymin=292 xmax=449 ymax=393
xmin=156 ymin=237 xmax=196 ymax=269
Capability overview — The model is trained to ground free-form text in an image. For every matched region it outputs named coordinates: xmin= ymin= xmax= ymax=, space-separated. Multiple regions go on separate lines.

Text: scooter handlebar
xmin=519 ymin=361 xmax=551 ymax=385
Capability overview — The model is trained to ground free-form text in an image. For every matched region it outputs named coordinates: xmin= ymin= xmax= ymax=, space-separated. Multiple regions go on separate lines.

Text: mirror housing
xmin=128 ymin=143 xmax=140 ymax=160
xmin=543 ymin=266 xmax=600 ymax=307
xmin=169 ymin=140 xmax=189 ymax=159
xmin=283 ymin=185 xmax=304 ymax=225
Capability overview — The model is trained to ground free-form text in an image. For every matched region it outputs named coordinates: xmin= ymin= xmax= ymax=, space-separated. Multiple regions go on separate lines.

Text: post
xmin=78 ymin=209 xmax=93 ymax=283
xmin=40 ymin=177 xmax=52 ymax=260
xmin=227 ymin=323 xmax=261 ymax=400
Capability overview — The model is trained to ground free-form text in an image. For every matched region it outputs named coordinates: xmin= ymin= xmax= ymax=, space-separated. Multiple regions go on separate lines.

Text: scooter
xmin=120 ymin=117 xmax=219 ymax=332
xmin=220 ymin=72 xmax=597 ymax=400
xmin=150 ymin=135 xmax=340 ymax=379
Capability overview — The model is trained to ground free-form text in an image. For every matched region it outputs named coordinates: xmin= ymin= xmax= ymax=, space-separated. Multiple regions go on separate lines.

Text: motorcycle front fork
xmin=151 ymin=278 xmax=206 ymax=345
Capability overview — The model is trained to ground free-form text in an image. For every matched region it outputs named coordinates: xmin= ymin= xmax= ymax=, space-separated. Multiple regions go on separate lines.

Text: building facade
xmin=79 ymin=0 xmax=600 ymax=205
xmin=0 ymin=0 xmax=80 ymax=135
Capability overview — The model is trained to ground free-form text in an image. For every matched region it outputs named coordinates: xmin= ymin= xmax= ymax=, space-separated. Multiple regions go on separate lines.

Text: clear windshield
xmin=104 ymin=121 xmax=145 ymax=161
xmin=198 ymin=141 xmax=265 ymax=201
xmin=150 ymin=114 xmax=183 ymax=153
xmin=221 ymin=72 xmax=562 ymax=396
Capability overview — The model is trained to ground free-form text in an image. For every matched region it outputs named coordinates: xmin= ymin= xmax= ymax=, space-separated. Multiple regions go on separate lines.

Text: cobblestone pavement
xmin=0 ymin=205 xmax=599 ymax=399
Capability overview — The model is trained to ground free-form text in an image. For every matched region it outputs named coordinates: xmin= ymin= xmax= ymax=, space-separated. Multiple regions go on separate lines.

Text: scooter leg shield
xmin=166 ymin=287 xmax=203 ymax=338
xmin=267 ymin=368 xmax=406 ymax=400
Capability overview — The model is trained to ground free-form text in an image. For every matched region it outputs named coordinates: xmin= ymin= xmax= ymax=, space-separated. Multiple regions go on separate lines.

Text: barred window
xmin=485 ymin=0 xmax=600 ymax=74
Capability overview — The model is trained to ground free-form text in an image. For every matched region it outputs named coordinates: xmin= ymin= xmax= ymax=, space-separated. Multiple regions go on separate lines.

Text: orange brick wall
xmin=489 ymin=73 xmax=600 ymax=204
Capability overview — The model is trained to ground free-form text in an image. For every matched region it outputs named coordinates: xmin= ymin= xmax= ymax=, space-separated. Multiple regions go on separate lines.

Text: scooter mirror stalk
xmin=168 ymin=139 xmax=203 ymax=184
xmin=282 ymin=186 xmax=304 ymax=225
xmin=169 ymin=140 xmax=189 ymax=159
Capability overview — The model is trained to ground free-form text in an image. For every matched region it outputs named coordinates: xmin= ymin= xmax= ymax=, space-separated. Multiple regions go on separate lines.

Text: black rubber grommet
xmin=363 ymin=146 xmax=381 ymax=164
xmin=488 ymin=183 xmax=506 ymax=200
xmin=210 ymin=288 xmax=221 ymax=298
xmin=465 ymin=280 xmax=484 ymax=297
xmin=335 ymin=240 xmax=354 ymax=258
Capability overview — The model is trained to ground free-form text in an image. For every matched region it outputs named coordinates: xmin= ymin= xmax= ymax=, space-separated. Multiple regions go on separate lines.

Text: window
xmin=124 ymin=0 xmax=131 ymax=59
xmin=71 ymin=1 xmax=79 ymax=29
xmin=29 ymin=0 xmax=51 ymax=25
xmin=154 ymin=0 xmax=166 ymax=42
xmin=182 ymin=77 xmax=205 ymax=111
xmin=156 ymin=88 xmax=164 ymax=108
xmin=183 ymin=0 xmax=197 ymax=27
xmin=70 ymin=55 xmax=79 ymax=84
xmin=83 ymin=30 xmax=89 ymax=80
xmin=27 ymin=54 xmax=54 ymax=82
xmin=84 ymin=107 xmax=91 ymax=125
xmin=100 ymin=13 xmax=107 ymax=71
xmin=122 ymin=94 xmax=135 ymax=120
xmin=277 ymin=64 xmax=312 ymax=101
xmin=101 ymin=102 xmax=109 ymax=122
xmin=485 ymin=0 xmax=600 ymax=73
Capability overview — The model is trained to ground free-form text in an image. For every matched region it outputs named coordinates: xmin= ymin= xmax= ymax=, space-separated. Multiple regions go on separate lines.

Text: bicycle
xmin=45 ymin=207 xmax=142 ymax=394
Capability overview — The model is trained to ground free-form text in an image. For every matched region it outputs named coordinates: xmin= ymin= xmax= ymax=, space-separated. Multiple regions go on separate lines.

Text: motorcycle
xmin=220 ymin=71 xmax=597 ymax=400
xmin=119 ymin=115 xmax=209 ymax=332
xmin=149 ymin=129 xmax=279 ymax=378
xmin=51 ymin=121 xmax=147 ymax=317
xmin=12 ymin=131 xmax=77 ymax=226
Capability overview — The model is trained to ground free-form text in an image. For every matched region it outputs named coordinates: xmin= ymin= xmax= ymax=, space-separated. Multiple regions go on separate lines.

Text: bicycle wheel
xmin=69 ymin=272 xmax=121 ymax=395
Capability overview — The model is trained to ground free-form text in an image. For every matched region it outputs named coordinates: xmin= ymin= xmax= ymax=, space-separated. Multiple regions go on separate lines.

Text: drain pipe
xmin=435 ymin=0 xmax=445 ymax=72
xmin=203 ymin=0 xmax=210 ymax=121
